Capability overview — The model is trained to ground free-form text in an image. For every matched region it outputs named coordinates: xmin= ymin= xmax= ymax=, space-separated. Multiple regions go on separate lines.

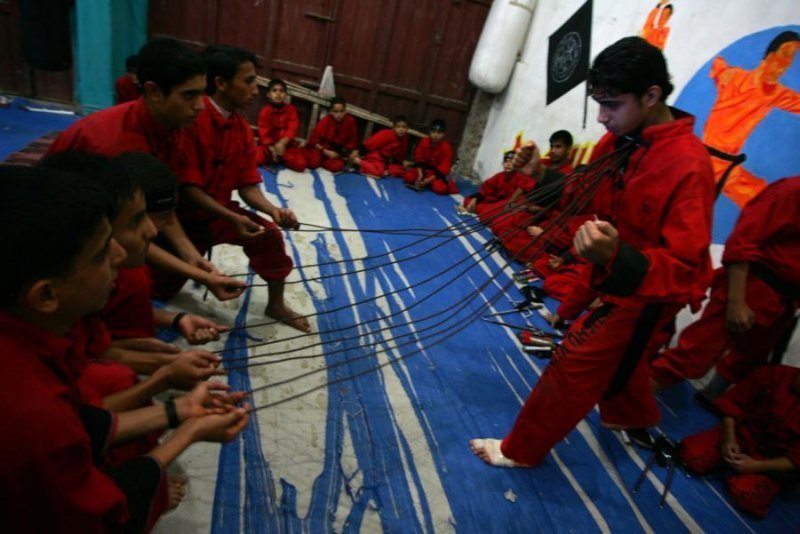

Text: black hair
xmin=137 ymin=37 xmax=206 ymax=96
xmin=125 ymin=54 xmax=139 ymax=73
xmin=430 ymin=118 xmax=447 ymax=131
xmin=392 ymin=115 xmax=409 ymax=126
xmin=267 ymin=78 xmax=287 ymax=91
xmin=503 ymin=150 xmax=516 ymax=161
xmin=588 ymin=36 xmax=674 ymax=100
xmin=39 ymin=151 xmax=138 ymax=221
xmin=0 ymin=165 xmax=110 ymax=308
xmin=202 ymin=44 xmax=258 ymax=95
xmin=330 ymin=96 xmax=346 ymax=108
xmin=107 ymin=152 xmax=178 ymax=213
xmin=549 ymin=130 xmax=573 ymax=147
xmin=764 ymin=30 xmax=800 ymax=58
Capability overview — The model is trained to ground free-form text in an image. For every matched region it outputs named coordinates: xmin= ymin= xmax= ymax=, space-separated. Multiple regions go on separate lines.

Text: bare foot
xmin=469 ymin=439 xmax=532 ymax=468
xmin=265 ymin=305 xmax=312 ymax=333
xmin=167 ymin=475 xmax=188 ymax=510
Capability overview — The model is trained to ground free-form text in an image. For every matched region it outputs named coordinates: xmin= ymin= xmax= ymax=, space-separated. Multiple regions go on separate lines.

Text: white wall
xmin=473 ymin=0 xmax=800 ymax=178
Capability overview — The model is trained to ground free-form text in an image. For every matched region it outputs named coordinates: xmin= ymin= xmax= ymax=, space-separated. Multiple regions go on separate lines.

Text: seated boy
xmin=305 ymin=96 xmax=359 ymax=173
xmin=403 ymin=119 xmax=457 ymax=194
xmin=0 ymin=165 xmax=249 ymax=532
xmin=179 ymin=45 xmax=309 ymax=332
xmin=115 ymin=54 xmax=140 ymax=104
xmin=257 ymin=78 xmax=308 ymax=172
xmin=679 ymin=365 xmax=800 ymax=518
xmin=350 ymin=115 xmax=410 ymax=178
xmin=541 ymin=130 xmax=574 ymax=175
xmin=463 ymin=151 xmax=533 ymax=224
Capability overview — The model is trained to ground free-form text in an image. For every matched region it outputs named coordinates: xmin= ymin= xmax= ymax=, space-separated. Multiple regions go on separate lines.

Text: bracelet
xmin=171 ymin=312 xmax=187 ymax=331
xmin=164 ymin=398 xmax=180 ymax=429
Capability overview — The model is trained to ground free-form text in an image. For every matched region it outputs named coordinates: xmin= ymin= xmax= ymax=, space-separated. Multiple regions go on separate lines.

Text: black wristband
xmin=171 ymin=312 xmax=187 ymax=331
xmin=164 ymin=398 xmax=180 ymax=429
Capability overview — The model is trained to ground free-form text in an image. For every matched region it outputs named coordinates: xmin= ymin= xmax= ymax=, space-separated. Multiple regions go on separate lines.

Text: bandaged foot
xmin=469 ymin=438 xmax=532 ymax=468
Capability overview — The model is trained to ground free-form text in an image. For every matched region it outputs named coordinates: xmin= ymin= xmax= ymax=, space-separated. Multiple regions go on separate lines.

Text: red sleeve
xmin=178 ymin=124 xmax=207 ymax=188
xmin=478 ymin=172 xmax=504 ymax=202
xmin=363 ymin=129 xmax=391 ymax=153
xmin=436 ymin=141 xmax=454 ymax=176
xmin=413 ymin=137 xmax=429 ymax=163
xmin=284 ymin=104 xmax=300 ymax=139
xmin=307 ymin=115 xmax=328 ymax=148
xmin=257 ymin=105 xmax=274 ymax=146
xmin=395 ymin=135 xmax=409 ymax=162
xmin=722 ymin=177 xmax=800 ymax=266
xmin=343 ymin=115 xmax=359 ymax=150
xmin=238 ymin=120 xmax=263 ymax=188
xmin=714 ymin=366 xmax=771 ymax=418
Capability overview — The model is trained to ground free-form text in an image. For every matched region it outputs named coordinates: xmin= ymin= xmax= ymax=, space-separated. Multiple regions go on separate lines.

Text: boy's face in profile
xmin=112 ymin=190 xmax=158 ymax=268
xmin=52 ymin=219 xmax=127 ymax=318
xmin=224 ymin=61 xmax=259 ymax=109
xmin=267 ymin=84 xmax=287 ymax=105
xmin=592 ymin=90 xmax=648 ymax=137
xmin=330 ymin=103 xmax=347 ymax=122
xmin=429 ymin=129 xmax=445 ymax=144
xmin=393 ymin=121 xmax=409 ymax=138
xmin=549 ymin=141 xmax=569 ymax=164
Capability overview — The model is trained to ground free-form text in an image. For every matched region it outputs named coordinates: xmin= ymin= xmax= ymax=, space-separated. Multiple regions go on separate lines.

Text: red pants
xmin=402 ymin=169 xmax=458 ymax=195
xmin=152 ymin=204 xmax=293 ymax=300
xmin=501 ymin=302 xmax=680 ymax=465
xmin=651 ymin=269 xmax=796 ymax=387
xmin=258 ymin=144 xmax=308 ymax=172
xmin=681 ymin=425 xmax=782 ymax=517
xmin=304 ymin=148 xmax=347 ymax=173
xmin=359 ymin=153 xmax=405 ymax=178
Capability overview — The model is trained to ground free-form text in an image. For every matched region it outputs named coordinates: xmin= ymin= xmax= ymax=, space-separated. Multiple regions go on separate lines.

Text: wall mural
xmin=675 ymin=26 xmax=800 ymax=242
xmin=640 ymin=0 xmax=673 ymax=50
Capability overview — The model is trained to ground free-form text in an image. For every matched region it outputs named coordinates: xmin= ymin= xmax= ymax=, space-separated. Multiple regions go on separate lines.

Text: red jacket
xmin=412 ymin=137 xmax=454 ymax=178
xmin=47 ymin=98 xmax=188 ymax=173
xmin=714 ymin=365 xmax=800 ymax=466
xmin=361 ymin=128 xmax=409 ymax=163
xmin=307 ymin=113 xmax=358 ymax=153
xmin=257 ymin=102 xmax=300 ymax=147
xmin=583 ymin=109 xmax=715 ymax=310
xmin=0 ymin=312 xmax=161 ymax=532
xmin=542 ymin=157 xmax=574 ymax=175
xmin=180 ymin=96 xmax=263 ymax=221
xmin=474 ymin=170 xmax=534 ymax=203
xmin=114 ymin=74 xmax=139 ymax=104
xmin=102 ymin=266 xmax=157 ymax=340
xmin=722 ymin=176 xmax=800 ymax=287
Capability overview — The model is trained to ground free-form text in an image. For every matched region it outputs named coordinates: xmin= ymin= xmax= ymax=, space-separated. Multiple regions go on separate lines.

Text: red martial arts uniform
xmin=680 ymin=365 xmax=800 ymax=517
xmin=47 ymin=98 xmax=187 ymax=171
xmin=115 ymin=74 xmax=139 ymax=104
xmin=257 ymin=101 xmax=307 ymax=171
xmin=0 ymin=312 xmax=165 ymax=532
xmin=358 ymin=128 xmax=409 ymax=178
xmin=541 ymin=157 xmax=574 ymax=176
xmin=402 ymin=137 xmax=457 ymax=194
xmin=304 ymin=113 xmax=359 ymax=173
xmin=172 ymin=96 xmax=292 ymax=293
xmin=651 ymin=176 xmax=800 ymax=387
xmin=102 ymin=265 xmax=157 ymax=340
xmin=500 ymin=109 xmax=715 ymax=465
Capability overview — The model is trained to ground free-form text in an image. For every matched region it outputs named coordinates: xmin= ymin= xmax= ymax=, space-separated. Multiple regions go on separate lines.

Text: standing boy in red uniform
xmin=180 ymin=46 xmax=310 ymax=332
xmin=403 ymin=119 xmax=457 ymax=194
xmin=305 ymin=96 xmax=359 ymax=173
xmin=257 ymin=78 xmax=308 ymax=172
xmin=47 ymin=37 xmax=246 ymax=304
xmin=679 ymin=365 xmax=800 ymax=518
xmin=351 ymin=115 xmax=410 ymax=178
xmin=651 ymin=176 xmax=800 ymax=399
xmin=470 ymin=36 xmax=715 ymax=467
xmin=0 ymin=165 xmax=249 ymax=532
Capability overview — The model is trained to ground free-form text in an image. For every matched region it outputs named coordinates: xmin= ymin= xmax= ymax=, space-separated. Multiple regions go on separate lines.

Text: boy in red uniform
xmin=47 ymin=37 xmax=246 ymax=304
xmin=651 ymin=176 xmax=800 ymax=398
xmin=541 ymin=129 xmax=575 ymax=175
xmin=351 ymin=115 xmax=410 ymax=178
xmin=115 ymin=54 xmax=139 ymax=104
xmin=679 ymin=365 xmax=800 ymax=518
xmin=257 ymin=78 xmax=308 ymax=172
xmin=180 ymin=46 xmax=309 ymax=332
xmin=0 ymin=165 xmax=249 ymax=532
xmin=403 ymin=119 xmax=457 ymax=194
xmin=470 ymin=36 xmax=714 ymax=467
xmin=305 ymin=96 xmax=359 ymax=173
xmin=463 ymin=150 xmax=533 ymax=223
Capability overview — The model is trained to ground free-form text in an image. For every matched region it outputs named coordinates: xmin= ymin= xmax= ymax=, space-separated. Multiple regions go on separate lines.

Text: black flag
xmin=547 ymin=0 xmax=593 ymax=105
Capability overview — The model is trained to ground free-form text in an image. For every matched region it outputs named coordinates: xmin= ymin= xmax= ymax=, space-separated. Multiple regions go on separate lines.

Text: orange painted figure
xmin=640 ymin=1 xmax=672 ymax=50
xmin=703 ymin=31 xmax=800 ymax=208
